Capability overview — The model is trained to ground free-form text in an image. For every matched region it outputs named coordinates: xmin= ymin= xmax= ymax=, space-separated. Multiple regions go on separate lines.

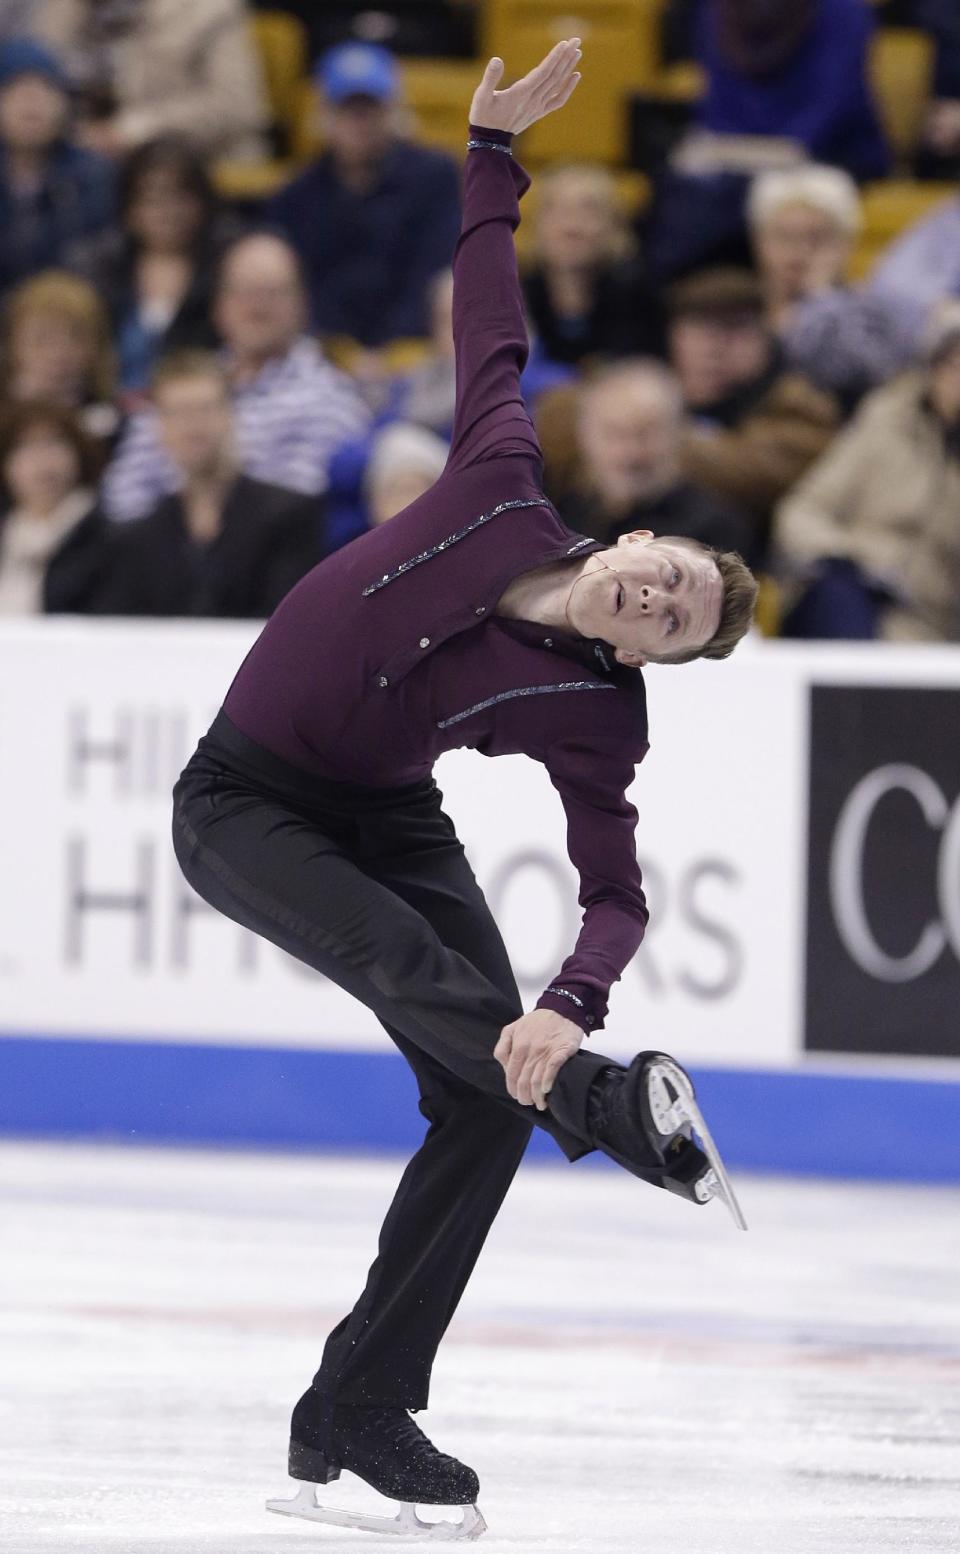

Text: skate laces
xmin=363 ymin=1408 xmax=445 ymax=1461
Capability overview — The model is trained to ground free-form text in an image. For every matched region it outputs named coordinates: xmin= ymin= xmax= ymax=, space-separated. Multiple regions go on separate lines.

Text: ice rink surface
xmin=2 ymin=1140 xmax=959 ymax=1554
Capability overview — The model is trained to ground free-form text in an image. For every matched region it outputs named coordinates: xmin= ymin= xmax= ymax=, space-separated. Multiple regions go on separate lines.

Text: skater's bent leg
xmin=172 ymin=779 xmax=611 ymax=1158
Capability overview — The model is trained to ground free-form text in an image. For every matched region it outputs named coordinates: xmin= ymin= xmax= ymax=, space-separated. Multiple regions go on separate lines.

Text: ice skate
xmin=266 ymin=1395 xmax=486 ymax=1540
xmin=590 ymin=1051 xmax=748 ymax=1231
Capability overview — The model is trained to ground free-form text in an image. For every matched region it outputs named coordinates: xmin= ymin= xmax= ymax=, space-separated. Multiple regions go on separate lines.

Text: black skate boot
xmin=266 ymin=1388 xmax=487 ymax=1540
xmin=588 ymin=1051 xmax=748 ymax=1230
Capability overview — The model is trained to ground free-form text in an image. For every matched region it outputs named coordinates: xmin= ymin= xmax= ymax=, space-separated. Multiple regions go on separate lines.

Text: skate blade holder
xmin=267 ymin=1482 xmax=487 ymax=1541
xmin=647 ymin=1058 xmax=749 ymax=1232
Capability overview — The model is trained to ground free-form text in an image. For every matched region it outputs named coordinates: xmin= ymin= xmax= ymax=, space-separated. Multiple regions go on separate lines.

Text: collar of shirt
xmin=494 ymin=613 xmax=625 ymax=679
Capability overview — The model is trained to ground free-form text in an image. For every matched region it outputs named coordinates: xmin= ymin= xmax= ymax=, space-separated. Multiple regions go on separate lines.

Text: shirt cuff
xmin=535 ymin=983 xmax=606 ymax=1034
xmin=467 ymin=123 xmax=514 ymax=150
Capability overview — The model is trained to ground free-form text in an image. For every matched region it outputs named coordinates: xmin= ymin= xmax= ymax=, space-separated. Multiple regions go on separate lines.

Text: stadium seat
xmin=212 ymin=12 xmax=309 ymax=202
xmin=867 ymin=27 xmax=935 ymax=172
xmin=850 ymin=180 xmax=957 ymax=280
xmin=481 ymin=0 xmax=658 ymax=163
xmin=253 ymin=10 xmax=310 ymax=155
xmin=398 ymin=59 xmax=479 ymax=156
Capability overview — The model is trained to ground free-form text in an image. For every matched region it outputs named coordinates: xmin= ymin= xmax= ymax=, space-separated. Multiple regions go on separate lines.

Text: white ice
xmin=2 ymin=1141 xmax=959 ymax=1554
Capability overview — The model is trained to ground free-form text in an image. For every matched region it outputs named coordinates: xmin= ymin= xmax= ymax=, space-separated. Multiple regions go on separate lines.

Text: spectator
xmin=322 ymin=268 xmax=571 ymax=552
xmin=102 ymin=232 xmax=370 ymax=522
xmin=268 ymin=42 xmax=461 ymax=356
xmin=537 ymin=359 xmax=752 ymax=559
xmin=0 ymin=37 xmax=115 ymax=292
xmin=68 ymin=136 xmax=240 ymax=399
xmin=748 ymin=165 xmax=914 ymax=404
xmin=1 ymin=270 xmax=120 ymax=446
xmin=773 ymin=304 xmax=960 ymax=642
xmin=521 ymin=164 xmax=664 ymax=368
xmin=867 ymin=190 xmax=960 ymax=352
xmin=645 ymin=0 xmax=889 ymax=281
xmin=0 ymin=399 xmax=111 ymax=614
xmin=364 ymin=422 xmax=449 ymax=527
xmin=34 ymin=0 xmax=268 ymax=161
xmin=666 ymin=268 xmax=840 ymax=544
xmin=98 ymin=352 xmax=322 ymax=619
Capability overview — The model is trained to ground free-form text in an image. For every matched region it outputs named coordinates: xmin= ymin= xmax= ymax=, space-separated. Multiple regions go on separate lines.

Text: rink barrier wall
xmin=3 ymin=1036 xmax=960 ymax=1183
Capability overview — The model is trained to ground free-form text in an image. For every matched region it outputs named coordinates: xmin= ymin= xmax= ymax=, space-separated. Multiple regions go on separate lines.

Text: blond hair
xmin=747 ymin=165 xmax=861 ymax=239
xmin=533 ymin=163 xmax=637 ymax=264
xmin=3 ymin=270 xmax=116 ymax=401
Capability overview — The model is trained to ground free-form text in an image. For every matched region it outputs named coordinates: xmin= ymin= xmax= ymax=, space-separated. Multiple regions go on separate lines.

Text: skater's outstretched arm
xmin=445 ymin=40 xmax=582 ymax=475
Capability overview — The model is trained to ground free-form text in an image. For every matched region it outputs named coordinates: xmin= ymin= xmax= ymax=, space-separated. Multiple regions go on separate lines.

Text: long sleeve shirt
xmin=221 ymin=126 xmax=651 ymax=1034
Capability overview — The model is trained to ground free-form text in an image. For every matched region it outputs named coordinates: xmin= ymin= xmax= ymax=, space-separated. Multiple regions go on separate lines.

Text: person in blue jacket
xmin=647 ymin=0 xmax=890 ymax=280
xmin=268 ymin=42 xmax=462 ymax=355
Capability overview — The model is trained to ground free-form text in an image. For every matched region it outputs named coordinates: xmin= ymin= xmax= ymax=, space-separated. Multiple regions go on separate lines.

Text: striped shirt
xmin=103 ymin=338 xmax=371 ymax=522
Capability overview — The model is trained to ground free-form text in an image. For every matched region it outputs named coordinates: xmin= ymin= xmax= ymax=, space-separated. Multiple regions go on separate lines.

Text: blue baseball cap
xmin=314 ymin=42 xmax=398 ymax=105
xmin=0 ymin=37 xmax=69 ymax=93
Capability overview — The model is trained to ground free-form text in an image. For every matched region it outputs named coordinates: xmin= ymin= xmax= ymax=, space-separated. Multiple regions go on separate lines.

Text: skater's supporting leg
xmin=310 ymin=1032 xmax=532 ymax=1407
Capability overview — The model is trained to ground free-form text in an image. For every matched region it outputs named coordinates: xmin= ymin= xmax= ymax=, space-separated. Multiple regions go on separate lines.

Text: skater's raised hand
xmin=495 ymin=1008 xmax=583 ymax=1112
xmin=469 ymin=39 xmax=582 ymax=137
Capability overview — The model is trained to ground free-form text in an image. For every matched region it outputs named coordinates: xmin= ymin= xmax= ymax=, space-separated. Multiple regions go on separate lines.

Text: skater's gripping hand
xmin=495 ymin=1009 xmax=583 ymax=1112
xmin=468 ymin=39 xmax=582 ymax=137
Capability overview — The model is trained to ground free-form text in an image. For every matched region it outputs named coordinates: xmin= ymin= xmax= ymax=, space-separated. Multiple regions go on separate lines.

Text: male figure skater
xmin=172 ymin=40 xmax=758 ymax=1541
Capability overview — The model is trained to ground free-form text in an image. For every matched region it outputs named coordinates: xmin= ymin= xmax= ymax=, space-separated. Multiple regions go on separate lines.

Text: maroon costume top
xmin=221 ymin=124 xmax=650 ymax=1033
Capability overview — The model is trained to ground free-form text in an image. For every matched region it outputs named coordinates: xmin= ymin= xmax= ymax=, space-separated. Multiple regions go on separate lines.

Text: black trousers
xmin=172 ymin=712 xmax=614 ymax=1409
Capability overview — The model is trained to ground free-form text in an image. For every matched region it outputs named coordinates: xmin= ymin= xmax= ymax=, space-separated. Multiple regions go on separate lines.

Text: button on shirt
xmin=223 ymin=127 xmax=651 ymax=1035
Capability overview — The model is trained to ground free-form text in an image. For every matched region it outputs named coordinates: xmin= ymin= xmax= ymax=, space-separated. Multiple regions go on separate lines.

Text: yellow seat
xmin=849 ymin=179 xmax=956 ymax=281
xmin=867 ymin=28 xmax=935 ymax=172
xmin=251 ymin=10 xmax=310 ymax=155
xmin=399 ymin=59 xmax=481 ymax=157
xmin=481 ymin=1 xmax=655 ymax=164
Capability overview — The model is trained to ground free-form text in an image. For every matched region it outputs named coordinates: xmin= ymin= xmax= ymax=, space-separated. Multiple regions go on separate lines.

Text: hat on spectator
xmin=315 ymin=42 xmax=398 ymax=104
xmin=0 ymin=37 xmax=69 ymax=93
xmin=667 ymin=269 xmax=766 ymax=324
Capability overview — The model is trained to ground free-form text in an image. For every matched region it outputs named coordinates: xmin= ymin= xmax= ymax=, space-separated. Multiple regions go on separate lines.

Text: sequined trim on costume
xmin=466 ymin=138 xmax=513 ymax=154
xmin=594 ymin=643 xmax=612 ymax=673
xmin=545 ymin=985 xmax=585 ymax=1010
xmin=437 ymin=679 xmax=615 ymax=729
xmin=566 ymin=537 xmax=593 ymax=554
xmin=361 ymin=498 xmax=550 ymax=596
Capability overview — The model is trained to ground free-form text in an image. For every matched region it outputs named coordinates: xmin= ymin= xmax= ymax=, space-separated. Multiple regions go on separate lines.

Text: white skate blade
xmin=266 ymin=1481 xmax=487 ymax=1541
xmin=647 ymin=1059 xmax=749 ymax=1232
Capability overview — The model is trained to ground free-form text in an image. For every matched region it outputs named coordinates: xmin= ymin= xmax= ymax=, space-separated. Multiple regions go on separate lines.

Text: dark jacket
xmin=268 ymin=139 xmax=462 ymax=347
xmin=41 ymin=503 xmax=117 ymax=613
xmin=98 ymin=475 xmax=323 ymax=618
xmin=522 ymin=258 xmax=666 ymax=367
xmin=0 ymin=140 xmax=116 ymax=292
xmin=224 ymin=128 xmax=651 ymax=1036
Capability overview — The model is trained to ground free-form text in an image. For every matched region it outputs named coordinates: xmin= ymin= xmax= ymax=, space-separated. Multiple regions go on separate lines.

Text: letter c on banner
xmin=829 ymin=764 xmax=951 ymax=982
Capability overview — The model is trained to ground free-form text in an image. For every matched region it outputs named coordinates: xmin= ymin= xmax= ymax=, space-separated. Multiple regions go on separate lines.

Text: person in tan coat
xmin=772 ymin=305 xmax=960 ymax=641
xmin=34 ymin=0 xmax=269 ymax=161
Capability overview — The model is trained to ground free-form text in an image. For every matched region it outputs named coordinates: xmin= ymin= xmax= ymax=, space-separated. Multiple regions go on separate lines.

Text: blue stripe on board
xmin=1 ymin=1036 xmax=959 ymax=1182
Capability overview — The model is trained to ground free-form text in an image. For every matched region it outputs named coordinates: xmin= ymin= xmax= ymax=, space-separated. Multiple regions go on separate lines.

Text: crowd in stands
xmin=0 ymin=0 xmax=958 ymax=643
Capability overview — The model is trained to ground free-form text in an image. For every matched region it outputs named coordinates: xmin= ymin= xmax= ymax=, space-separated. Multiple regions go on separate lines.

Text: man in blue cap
xmin=268 ymin=41 xmax=461 ymax=361
xmin=0 ymin=36 xmax=115 ymax=291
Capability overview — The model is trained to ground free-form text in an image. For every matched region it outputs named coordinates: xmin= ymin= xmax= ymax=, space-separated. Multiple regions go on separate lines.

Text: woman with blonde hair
xmin=2 ymin=269 xmax=119 ymax=446
xmin=521 ymin=162 xmax=664 ymax=367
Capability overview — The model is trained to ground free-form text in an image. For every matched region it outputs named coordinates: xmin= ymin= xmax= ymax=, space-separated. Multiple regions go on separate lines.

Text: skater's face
xmin=564 ymin=531 xmax=723 ymax=666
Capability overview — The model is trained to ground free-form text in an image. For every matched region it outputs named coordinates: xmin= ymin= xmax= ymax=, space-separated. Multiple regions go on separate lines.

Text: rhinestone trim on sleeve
xmin=361 ymin=498 xmax=550 ymax=596
xmin=437 ymin=679 xmax=615 ymax=729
